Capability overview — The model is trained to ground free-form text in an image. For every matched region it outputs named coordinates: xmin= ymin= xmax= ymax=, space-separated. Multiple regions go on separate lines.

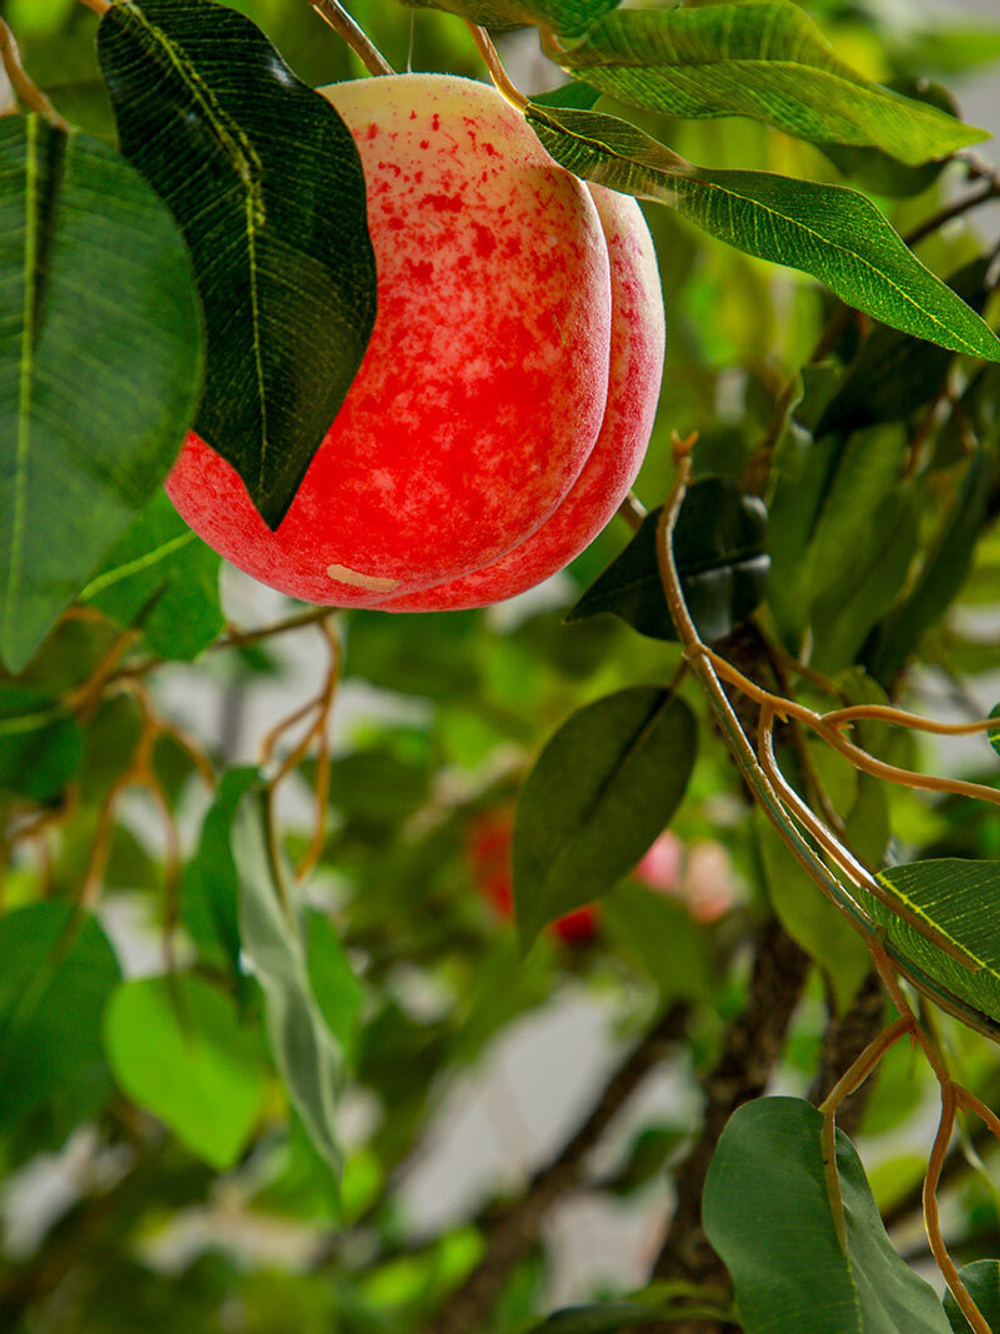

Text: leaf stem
xmin=77 ymin=0 xmax=111 ymax=15
xmin=465 ymin=24 xmax=529 ymax=113
xmin=617 ymin=490 xmax=646 ymax=533
xmin=310 ymin=0 xmax=394 ymax=77
xmin=0 ymin=20 xmax=69 ymax=130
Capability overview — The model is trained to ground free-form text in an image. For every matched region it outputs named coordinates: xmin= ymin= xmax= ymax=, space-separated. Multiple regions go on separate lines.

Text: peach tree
xmin=2 ymin=0 xmax=1000 ymax=1330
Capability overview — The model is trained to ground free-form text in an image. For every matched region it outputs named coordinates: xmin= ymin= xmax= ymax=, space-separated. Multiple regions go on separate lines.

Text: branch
xmin=310 ymin=0 xmax=394 ymax=76
xmin=808 ymin=971 xmax=885 ymax=1138
xmin=0 ymin=19 xmax=69 ymax=129
xmin=428 ymin=1004 xmax=690 ymax=1334
xmin=649 ymin=920 xmax=810 ymax=1310
xmin=905 ymin=178 xmax=1000 ymax=249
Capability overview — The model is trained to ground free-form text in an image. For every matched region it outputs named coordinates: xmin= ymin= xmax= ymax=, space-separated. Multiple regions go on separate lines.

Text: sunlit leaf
xmin=525 ymin=104 xmax=1000 ymax=362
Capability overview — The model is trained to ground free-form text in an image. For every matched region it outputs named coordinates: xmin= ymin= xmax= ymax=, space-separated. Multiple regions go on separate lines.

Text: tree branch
xmin=309 ymin=0 xmax=394 ymax=76
xmin=808 ymin=970 xmax=885 ymax=1138
xmin=428 ymin=1004 xmax=691 ymax=1334
xmin=636 ymin=919 xmax=811 ymax=1334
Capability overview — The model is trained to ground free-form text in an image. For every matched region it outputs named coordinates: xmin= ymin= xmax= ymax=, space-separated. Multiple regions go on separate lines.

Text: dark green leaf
xmin=0 ymin=115 xmax=202 ymax=672
xmin=0 ymin=688 xmax=81 ymax=801
xmin=602 ymin=884 xmax=711 ymax=1002
xmin=79 ymin=490 xmax=223 ymax=660
xmin=604 ymin=1123 xmax=686 ymax=1197
xmin=523 ymin=1306 xmax=688 ymax=1332
xmin=182 ymin=767 xmax=260 ymax=982
xmin=858 ymin=860 xmax=1000 ymax=1034
xmin=944 ymin=1260 xmax=1000 ymax=1332
xmin=567 ymin=477 xmax=768 ymax=643
xmin=525 ymin=104 xmax=1000 ymax=361
xmin=549 ymin=2 xmax=985 ymax=164
xmin=104 ymin=974 xmax=269 ymax=1169
xmin=864 ymin=451 xmax=998 ymax=687
xmin=232 ymin=787 xmax=344 ymax=1175
xmin=0 ymin=902 xmax=121 ymax=1130
xmin=703 ymin=1097 xmax=952 ymax=1334
xmin=97 ymin=0 xmax=377 ymax=528
xmin=816 ymin=257 xmax=997 ymax=439
xmin=514 ymin=687 xmax=697 ymax=946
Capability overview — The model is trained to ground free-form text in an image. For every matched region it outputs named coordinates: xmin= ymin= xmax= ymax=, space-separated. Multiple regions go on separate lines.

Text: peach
xmin=166 ymin=74 xmax=664 ymax=608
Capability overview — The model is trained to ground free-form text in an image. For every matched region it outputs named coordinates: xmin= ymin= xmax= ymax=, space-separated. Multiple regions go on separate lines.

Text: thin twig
xmin=905 ymin=179 xmax=1000 ymax=250
xmin=310 ymin=0 xmax=394 ymax=76
xmin=0 ymin=20 xmax=69 ymax=128
xmin=617 ymin=491 xmax=647 ymax=533
xmin=465 ymin=24 xmax=529 ymax=113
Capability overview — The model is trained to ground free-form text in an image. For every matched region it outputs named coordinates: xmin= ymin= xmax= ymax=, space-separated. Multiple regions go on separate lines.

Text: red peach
xmin=166 ymin=74 xmax=619 ymax=604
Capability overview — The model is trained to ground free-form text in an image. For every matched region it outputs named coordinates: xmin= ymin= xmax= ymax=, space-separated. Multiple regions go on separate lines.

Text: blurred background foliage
xmin=2 ymin=0 xmax=1000 ymax=1329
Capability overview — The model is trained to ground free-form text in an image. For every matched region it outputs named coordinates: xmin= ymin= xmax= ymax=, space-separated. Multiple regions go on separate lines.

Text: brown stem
xmin=808 ymin=971 xmax=886 ymax=1137
xmin=905 ymin=179 xmax=1000 ymax=250
xmin=77 ymin=0 xmax=111 ymax=14
xmin=465 ymin=23 xmax=529 ymax=113
xmin=649 ymin=920 xmax=810 ymax=1316
xmin=310 ymin=0 xmax=394 ymax=76
xmin=618 ymin=490 xmax=647 ymax=533
xmin=0 ymin=20 xmax=69 ymax=128
xmin=429 ymin=1004 xmax=690 ymax=1334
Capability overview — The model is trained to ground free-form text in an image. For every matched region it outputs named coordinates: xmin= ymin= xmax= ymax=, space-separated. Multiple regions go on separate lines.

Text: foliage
xmin=3 ymin=0 xmax=1000 ymax=1331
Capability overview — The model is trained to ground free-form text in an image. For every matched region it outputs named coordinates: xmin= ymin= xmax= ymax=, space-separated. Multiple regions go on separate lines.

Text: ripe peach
xmin=166 ymin=74 xmax=664 ymax=608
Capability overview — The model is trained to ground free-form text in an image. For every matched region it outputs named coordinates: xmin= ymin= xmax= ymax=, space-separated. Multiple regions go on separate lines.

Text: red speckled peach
xmin=382 ymin=183 xmax=664 ymax=610
xmin=166 ymin=74 xmax=613 ymax=603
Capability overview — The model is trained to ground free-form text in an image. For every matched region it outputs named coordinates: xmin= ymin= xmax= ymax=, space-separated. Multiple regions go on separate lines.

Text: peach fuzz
xmin=166 ymin=74 xmax=664 ymax=608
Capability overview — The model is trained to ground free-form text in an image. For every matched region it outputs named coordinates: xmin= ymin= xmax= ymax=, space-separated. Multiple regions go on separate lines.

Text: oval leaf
xmin=549 ymin=3 xmax=986 ymax=165
xmin=104 ymin=974 xmax=269 ymax=1170
xmin=0 ymin=902 xmax=121 ymax=1132
xmin=514 ymin=687 xmax=697 ymax=946
xmin=944 ymin=1261 xmax=1000 ymax=1333
xmin=97 ymin=0 xmax=378 ymax=528
xmin=525 ymin=104 xmax=1000 ymax=363
xmin=567 ymin=476 xmax=768 ymax=642
xmin=858 ymin=860 xmax=1000 ymax=1034
xmin=0 ymin=115 xmax=203 ymax=672
xmin=231 ymin=786 xmax=346 ymax=1175
xmin=703 ymin=1097 xmax=952 ymax=1334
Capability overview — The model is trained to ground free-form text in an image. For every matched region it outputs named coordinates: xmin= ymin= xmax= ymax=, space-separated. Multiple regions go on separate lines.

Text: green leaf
xmin=0 ymin=115 xmax=203 ymax=673
xmin=944 ymin=1260 xmax=1000 ymax=1332
xmin=602 ymin=884 xmax=711 ymax=1003
xmin=0 ymin=902 xmax=121 ymax=1130
xmin=182 ymin=767 xmax=260 ymax=982
xmin=104 ymin=974 xmax=269 ymax=1170
xmin=858 ymin=860 xmax=1000 ymax=1034
xmin=525 ymin=104 xmax=1000 ymax=362
xmin=567 ymin=477 xmax=768 ymax=643
xmin=0 ymin=688 xmax=81 ymax=802
xmin=703 ymin=1097 xmax=953 ymax=1334
xmin=816 ymin=257 xmax=997 ymax=439
xmin=864 ymin=450 xmax=998 ymax=688
xmin=79 ymin=491 xmax=223 ymax=660
xmin=399 ymin=0 xmax=617 ymax=39
xmin=514 ymin=687 xmax=697 ymax=946
xmin=306 ymin=910 xmax=364 ymax=1062
xmin=523 ymin=1306 xmax=691 ymax=1332
xmin=97 ymin=0 xmax=377 ymax=529
xmin=232 ymin=787 xmax=344 ymax=1175
xmin=549 ymin=2 xmax=985 ymax=164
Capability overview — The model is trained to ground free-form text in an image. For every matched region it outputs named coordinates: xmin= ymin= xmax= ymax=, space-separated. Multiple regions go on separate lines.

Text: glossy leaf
xmin=549 ymin=2 xmax=985 ymax=164
xmin=703 ymin=1097 xmax=952 ymax=1334
xmin=104 ymin=974 xmax=269 ymax=1170
xmin=859 ymin=860 xmax=1000 ymax=1032
xmin=0 ymin=115 xmax=202 ymax=672
xmin=816 ymin=257 xmax=996 ymax=439
xmin=232 ymin=787 xmax=344 ymax=1174
xmin=98 ymin=0 xmax=377 ymax=528
xmin=525 ymin=104 xmax=1000 ymax=362
xmin=567 ymin=477 xmax=768 ymax=643
xmin=514 ymin=688 xmax=697 ymax=946
xmin=944 ymin=1260 xmax=1000 ymax=1332
xmin=79 ymin=490 xmax=223 ymax=660
xmin=0 ymin=902 xmax=121 ymax=1130
xmin=0 ymin=688 xmax=81 ymax=802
